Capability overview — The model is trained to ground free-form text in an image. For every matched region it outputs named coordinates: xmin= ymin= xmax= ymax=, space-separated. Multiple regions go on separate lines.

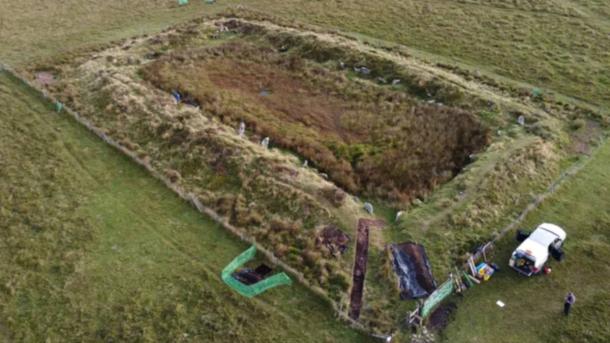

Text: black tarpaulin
xmin=391 ymin=242 xmax=437 ymax=299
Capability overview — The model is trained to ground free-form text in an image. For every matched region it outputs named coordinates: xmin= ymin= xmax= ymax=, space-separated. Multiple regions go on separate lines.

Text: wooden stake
xmin=468 ymin=256 xmax=477 ymax=277
xmin=466 ymin=273 xmax=481 ymax=284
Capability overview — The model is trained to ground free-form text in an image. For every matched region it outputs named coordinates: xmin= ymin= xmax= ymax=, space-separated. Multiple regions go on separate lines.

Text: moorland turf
xmin=0 ymin=0 xmax=608 ymax=342
xmin=0 ymin=71 xmax=372 ymax=342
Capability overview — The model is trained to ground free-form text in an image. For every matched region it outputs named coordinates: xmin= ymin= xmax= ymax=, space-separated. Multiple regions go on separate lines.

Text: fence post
xmin=0 ymin=62 xmax=371 ymax=333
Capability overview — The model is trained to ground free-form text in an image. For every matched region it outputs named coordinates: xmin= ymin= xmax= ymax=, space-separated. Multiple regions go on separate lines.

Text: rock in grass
xmin=395 ymin=211 xmax=404 ymax=222
xmin=363 ymin=202 xmax=374 ymax=214
xmin=354 ymin=66 xmax=371 ymax=75
xmin=261 ymin=137 xmax=270 ymax=149
xmin=237 ymin=121 xmax=245 ymax=137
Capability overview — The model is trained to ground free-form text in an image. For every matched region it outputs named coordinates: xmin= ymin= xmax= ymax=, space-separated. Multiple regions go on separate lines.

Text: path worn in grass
xmin=441 ymin=138 xmax=610 ymax=343
xmin=0 ymin=71 xmax=372 ymax=342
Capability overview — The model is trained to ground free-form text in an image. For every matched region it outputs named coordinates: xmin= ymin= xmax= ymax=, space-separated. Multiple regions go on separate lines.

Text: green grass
xmin=0 ymin=71 xmax=372 ymax=342
xmin=0 ymin=0 xmax=608 ymax=340
xmin=441 ymin=139 xmax=610 ymax=343
xmin=1 ymin=1 xmax=608 ymax=110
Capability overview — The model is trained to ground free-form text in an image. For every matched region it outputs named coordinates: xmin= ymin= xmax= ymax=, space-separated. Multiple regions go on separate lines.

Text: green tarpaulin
xmin=221 ymin=246 xmax=292 ymax=298
xmin=420 ymin=279 xmax=454 ymax=318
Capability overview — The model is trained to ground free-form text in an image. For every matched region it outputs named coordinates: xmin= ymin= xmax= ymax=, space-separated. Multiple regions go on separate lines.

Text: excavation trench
xmin=349 ymin=219 xmax=385 ymax=320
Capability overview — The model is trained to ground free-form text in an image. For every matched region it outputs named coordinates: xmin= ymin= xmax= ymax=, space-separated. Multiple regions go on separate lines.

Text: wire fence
xmin=4 ymin=59 xmax=603 ymax=337
xmin=409 ymin=135 xmax=607 ymax=326
xmin=0 ymin=61 xmax=368 ymax=332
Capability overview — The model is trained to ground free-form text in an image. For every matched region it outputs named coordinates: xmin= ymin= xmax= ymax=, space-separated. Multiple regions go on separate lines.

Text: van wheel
xmin=550 ymin=239 xmax=563 ymax=251
xmin=550 ymin=246 xmax=564 ymax=262
xmin=516 ymin=230 xmax=530 ymax=242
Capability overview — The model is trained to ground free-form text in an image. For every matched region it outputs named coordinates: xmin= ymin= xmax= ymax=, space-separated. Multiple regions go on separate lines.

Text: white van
xmin=509 ymin=223 xmax=566 ymax=276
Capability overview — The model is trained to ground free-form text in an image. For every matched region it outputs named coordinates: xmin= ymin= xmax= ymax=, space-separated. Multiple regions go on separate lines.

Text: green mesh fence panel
xmin=531 ymin=88 xmax=542 ymax=98
xmin=221 ymin=246 xmax=292 ymax=298
xmin=420 ymin=279 xmax=454 ymax=318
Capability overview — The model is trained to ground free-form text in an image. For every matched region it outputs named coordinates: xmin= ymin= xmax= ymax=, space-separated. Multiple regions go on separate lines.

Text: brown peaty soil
xmin=205 ymin=59 xmax=361 ymax=142
xmin=143 ymin=41 xmax=490 ymax=204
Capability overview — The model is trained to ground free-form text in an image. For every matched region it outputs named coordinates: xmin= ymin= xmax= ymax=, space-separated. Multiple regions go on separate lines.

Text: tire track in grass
xmin=2 ymin=70 xmax=302 ymax=327
xmin=1 ymin=65 xmax=374 ymax=338
xmin=491 ymin=137 xmax=608 ymax=244
xmin=98 ymin=195 xmax=298 ymax=324
xmin=6 ymin=77 xmax=105 ymax=190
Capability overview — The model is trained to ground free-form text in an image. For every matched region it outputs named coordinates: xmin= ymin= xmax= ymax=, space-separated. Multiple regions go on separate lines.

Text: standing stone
xmin=517 ymin=115 xmax=526 ymax=126
xmin=261 ymin=137 xmax=270 ymax=149
xmin=363 ymin=202 xmax=374 ymax=214
xmin=171 ymin=90 xmax=181 ymax=104
xmin=395 ymin=211 xmax=404 ymax=222
xmin=303 ymin=160 xmax=308 ymax=168
xmin=238 ymin=121 xmax=246 ymax=137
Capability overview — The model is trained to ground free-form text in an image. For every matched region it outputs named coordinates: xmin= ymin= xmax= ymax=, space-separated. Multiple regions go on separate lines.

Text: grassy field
xmin=1 ymin=0 xmax=609 ymax=341
xmin=441 ymin=139 xmax=610 ymax=343
xmin=1 ymin=0 xmax=608 ymax=110
xmin=0 ymin=71 xmax=372 ymax=342
xmin=48 ymin=17 xmax=576 ymax=332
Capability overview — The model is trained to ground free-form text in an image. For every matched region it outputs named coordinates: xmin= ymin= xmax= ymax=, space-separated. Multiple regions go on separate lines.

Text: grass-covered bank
xmin=441 ymin=139 xmax=610 ymax=343
xmin=0 ymin=71 xmax=372 ymax=342
xmin=1 ymin=1 xmax=608 ymax=110
xmin=0 ymin=0 xmax=608 ymax=339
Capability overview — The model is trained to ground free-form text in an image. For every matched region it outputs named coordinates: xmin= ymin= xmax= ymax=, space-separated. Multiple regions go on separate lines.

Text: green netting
xmin=221 ymin=246 xmax=292 ymax=298
xmin=531 ymin=87 xmax=542 ymax=98
xmin=420 ymin=279 xmax=454 ymax=318
xmin=55 ymin=101 xmax=63 ymax=113
xmin=462 ymin=271 xmax=474 ymax=288
xmin=178 ymin=0 xmax=189 ymax=5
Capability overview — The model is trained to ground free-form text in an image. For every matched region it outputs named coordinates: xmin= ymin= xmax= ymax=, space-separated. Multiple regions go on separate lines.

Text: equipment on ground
xmin=509 ymin=223 xmax=566 ymax=276
xmin=476 ymin=262 xmax=495 ymax=281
